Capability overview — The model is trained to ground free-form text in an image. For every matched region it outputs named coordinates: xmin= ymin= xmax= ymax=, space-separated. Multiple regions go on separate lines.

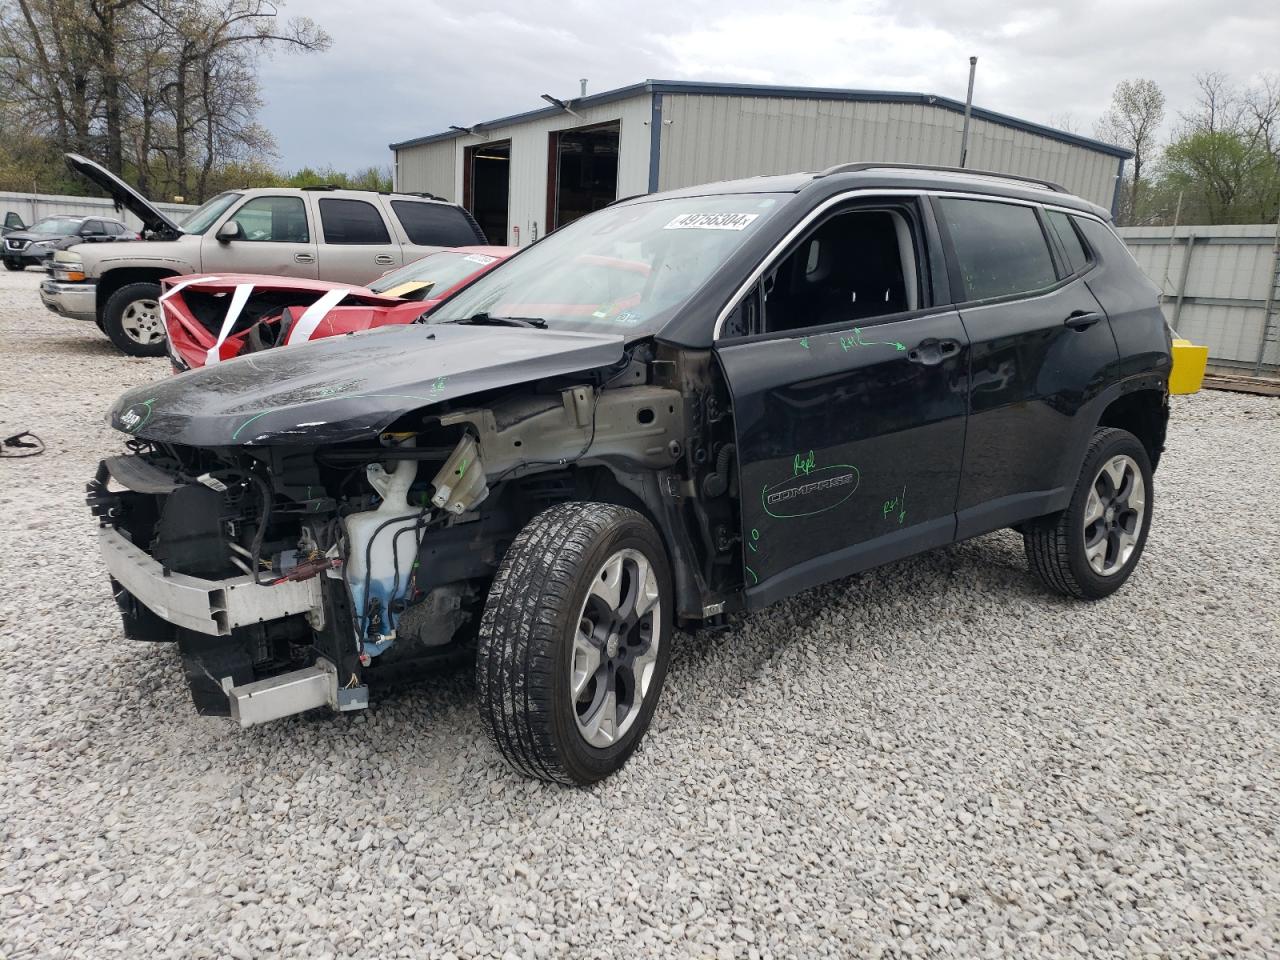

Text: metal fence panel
xmin=1119 ymin=223 xmax=1280 ymax=379
xmin=0 ymin=191 xmax=194 ymax=234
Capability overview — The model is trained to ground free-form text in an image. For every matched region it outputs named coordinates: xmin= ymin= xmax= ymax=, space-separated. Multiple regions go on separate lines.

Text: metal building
xmin=390 ymin=79 xmax=1131 ymax=247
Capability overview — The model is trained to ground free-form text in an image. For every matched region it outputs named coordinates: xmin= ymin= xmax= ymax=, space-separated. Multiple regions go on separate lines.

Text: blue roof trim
xmin=390 ymin=79 xmax=1133 ymax=160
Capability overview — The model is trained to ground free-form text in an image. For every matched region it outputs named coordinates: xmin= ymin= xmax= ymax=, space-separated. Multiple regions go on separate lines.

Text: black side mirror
xmin=216 ymin=220 xmax=242 ymax=242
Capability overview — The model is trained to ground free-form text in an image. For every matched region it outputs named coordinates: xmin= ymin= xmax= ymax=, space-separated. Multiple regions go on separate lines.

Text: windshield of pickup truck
xmin=178 ymin=192 xmax=241 ymax=234
xmin=428 ymin=194 xmax=786 ymax=334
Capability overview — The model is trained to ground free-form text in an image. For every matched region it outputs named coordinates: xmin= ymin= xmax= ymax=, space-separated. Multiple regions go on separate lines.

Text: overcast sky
xmin=257 ymin=0 xmax=1280 ymax=172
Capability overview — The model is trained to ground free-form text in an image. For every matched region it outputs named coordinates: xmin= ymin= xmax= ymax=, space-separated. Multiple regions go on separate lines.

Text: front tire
xmin=1024 ymin=427 xmax=1153 ymax=600
xmin=476 ymin=502 xmax=673 ymax=785
xmin=103 ymin=281 xmax=166 ymax=356
xmin=3 ymin=259 xmax=23 ymax=271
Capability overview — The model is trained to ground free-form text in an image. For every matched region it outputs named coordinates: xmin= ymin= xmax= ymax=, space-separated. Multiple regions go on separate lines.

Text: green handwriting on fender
xmin=882 ymin=484 xmax=907 ymax=525
xmin=840 ymin=327 xmax=906 ymax=352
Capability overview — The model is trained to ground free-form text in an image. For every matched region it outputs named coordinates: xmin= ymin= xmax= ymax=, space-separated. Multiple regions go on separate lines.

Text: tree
xmin=1143 ymin=72 xmax=1280 ymax=225
xmin=1095 ymin=79 xmax=1166 ymax=223
xmin=0 ymin=0 xmax=330 ymax=200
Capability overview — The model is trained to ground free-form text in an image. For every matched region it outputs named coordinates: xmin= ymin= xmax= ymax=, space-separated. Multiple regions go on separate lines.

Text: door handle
xmin=1064 ymin=310 xmax=1102 ymax=331
xmin=907 ymin=338 xmax=961 ymax=366
xmin=374 ymin=254 xmax=395 ymax=265
xmin=294 ymin=253 xmax=315 ymax=264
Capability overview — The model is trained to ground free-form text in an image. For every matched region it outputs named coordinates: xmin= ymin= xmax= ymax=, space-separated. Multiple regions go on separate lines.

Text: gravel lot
xmin=1 ymin=265 xmax=1278 ymax=959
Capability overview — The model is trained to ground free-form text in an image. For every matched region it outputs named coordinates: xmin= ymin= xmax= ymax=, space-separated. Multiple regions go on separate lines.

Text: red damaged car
xmin=163 ymin=245 xmax=515 ymax=371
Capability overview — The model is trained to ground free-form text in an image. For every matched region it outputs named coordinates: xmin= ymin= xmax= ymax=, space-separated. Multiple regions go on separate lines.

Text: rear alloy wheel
xmin=476 ymin=502 xmax=673 ymax=785
xmin=1024 ymin=427 xmax=1153 ymax=599
xmin=103 ymin=281 xmax=167 ymax=356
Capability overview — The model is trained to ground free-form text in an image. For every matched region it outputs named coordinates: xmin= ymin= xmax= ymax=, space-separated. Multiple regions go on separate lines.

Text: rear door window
xmin=936 ymin=197 xmax=1057 ymax=301
xmin=1045 ymin=209 xmax=1092 ymax=275
xmin=319 ymin=198 xmax=392 ymax=244
xmin=390 ymin=200 xmax=481 ymax=245
xmin=82 ymin=219 xmax=105 ymax=235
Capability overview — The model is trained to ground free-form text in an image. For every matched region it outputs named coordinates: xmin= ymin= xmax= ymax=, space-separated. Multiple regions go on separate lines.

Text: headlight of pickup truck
xmin=51 ymin=250 xmax=86 ymax=282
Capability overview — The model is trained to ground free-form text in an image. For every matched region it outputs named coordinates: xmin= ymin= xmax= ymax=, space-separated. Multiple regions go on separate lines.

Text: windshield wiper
xmin=447 ymin=312 xmax=547 ymax=329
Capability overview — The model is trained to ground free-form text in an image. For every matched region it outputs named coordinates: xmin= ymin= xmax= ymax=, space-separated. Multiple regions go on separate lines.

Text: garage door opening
xmin=547 ymin=121 xmax=619 ymax=232
xmin=464 ymin=140 xmax=510 ymax=244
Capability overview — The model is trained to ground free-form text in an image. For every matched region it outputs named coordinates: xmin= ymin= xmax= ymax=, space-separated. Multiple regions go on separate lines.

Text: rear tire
xmin=103 ymin=281 xmax=166 ymax=356
xmin=475 ymin=502 xmax=673 ymax=785
xmin=1024 ymin=427 xmax=1153 ymax=600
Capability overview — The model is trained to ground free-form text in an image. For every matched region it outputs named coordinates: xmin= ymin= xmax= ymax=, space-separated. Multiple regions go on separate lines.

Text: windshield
xmin=429 ymin=194 xmax=787 ymax=334
xmin=29 ymin=217 xmax=81 ymax=235
xmin=178 ymin=192 xmax=241 ymax=234
xmin=368 ymin=250 xmax=503 ymax=296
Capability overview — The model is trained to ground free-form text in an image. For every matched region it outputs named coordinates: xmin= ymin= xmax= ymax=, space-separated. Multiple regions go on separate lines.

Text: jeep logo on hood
xmin=118 ymin=398 xmax=156 ymax=433
xmin=762 ymin=463 xmax=861 ymax=519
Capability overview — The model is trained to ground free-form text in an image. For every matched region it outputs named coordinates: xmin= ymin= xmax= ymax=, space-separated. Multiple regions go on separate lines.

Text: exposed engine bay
xmin=88 ymin=343 xmax=743 ymax=724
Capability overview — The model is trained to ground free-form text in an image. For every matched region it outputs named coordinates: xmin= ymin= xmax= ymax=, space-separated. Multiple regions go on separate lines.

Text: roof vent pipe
xmin=580 ymin=78 xmax=588 ymax=97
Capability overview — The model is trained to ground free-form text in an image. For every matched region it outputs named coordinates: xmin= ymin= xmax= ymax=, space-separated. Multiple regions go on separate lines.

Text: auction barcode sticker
xmin=663 ymin=212 xmax=759 ymax=231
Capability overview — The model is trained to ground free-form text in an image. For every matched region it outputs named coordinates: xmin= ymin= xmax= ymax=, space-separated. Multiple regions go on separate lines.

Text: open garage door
xmin=464 ymin=140 xmax=510 ymax=244
xmin=547 ymin=121 xmax=619 ymax=232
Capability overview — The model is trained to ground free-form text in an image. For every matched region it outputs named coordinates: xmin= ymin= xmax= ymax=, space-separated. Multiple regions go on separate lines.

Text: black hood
xmin=108 ymin=324 xmax=626 ymax=447
xmin=65 ymin=153 xmax=182 ymax=236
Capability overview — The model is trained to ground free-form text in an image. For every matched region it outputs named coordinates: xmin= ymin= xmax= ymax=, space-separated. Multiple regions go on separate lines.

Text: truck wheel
xmin=4 ymin=259 xmax=22 ymax=271
xmin=103 ymin=281 xmax=166 ymax=356
xmin=476 ymin=502 xmax=673 ymax=785
xmin=1024 ymin=428 xmax=1153 ymax=600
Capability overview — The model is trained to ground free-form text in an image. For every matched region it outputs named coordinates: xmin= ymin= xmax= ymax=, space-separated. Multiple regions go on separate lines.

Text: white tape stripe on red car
xmin=204 ymin=283 xmax=255 ymax=366
xmin=160 ymin=275 xmax=222 ymax=301
xmin=285 ymin=288 xmax=351 ymax=346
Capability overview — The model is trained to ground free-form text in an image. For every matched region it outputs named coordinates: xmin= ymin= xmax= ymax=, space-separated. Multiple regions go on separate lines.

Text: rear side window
xmin=82 ymin=219 xmax=104 ymax=235
xmin=319 ymin=198 xmax=391 ymax=244
xmin=937 ymin=198 xmax=1057 ymax=301
xmin=390 ymin=200 xmax=482 ymax=246
xmin=1045 ymin=210 xmax=1092 ymax=275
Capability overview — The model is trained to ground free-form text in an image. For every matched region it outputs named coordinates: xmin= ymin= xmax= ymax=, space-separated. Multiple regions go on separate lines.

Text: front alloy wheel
xmin=571 ymin=548 xmax=662 ymax=747
xmin=119 ymin=297 xmax=164 ymax=346
xmin=103 ymin=281 xmax=167 ymax=357
xmin=476 ymin=502 xmax=673 ymax=785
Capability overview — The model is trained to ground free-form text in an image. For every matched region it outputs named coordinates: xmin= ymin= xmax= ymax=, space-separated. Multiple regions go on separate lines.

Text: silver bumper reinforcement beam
xmin=98 ymin=526 xmax=324 ymax=636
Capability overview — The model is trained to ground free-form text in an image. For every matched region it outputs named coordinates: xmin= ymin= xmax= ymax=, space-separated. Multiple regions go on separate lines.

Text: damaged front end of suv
xmin=88 ymin=321 xmax=734 ymax=731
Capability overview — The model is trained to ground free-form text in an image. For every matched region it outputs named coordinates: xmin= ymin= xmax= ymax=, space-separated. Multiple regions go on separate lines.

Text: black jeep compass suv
xmin=90 ymin=162 xmax=1171 ymax=784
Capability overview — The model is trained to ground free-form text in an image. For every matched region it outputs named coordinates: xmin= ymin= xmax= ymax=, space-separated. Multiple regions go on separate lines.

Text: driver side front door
xmin=714 ymin=197 xmax=970 ymax=608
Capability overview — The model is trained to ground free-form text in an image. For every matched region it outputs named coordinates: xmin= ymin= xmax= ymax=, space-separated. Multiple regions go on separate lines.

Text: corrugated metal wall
xmin=0 ymin=192 xmax=194 ymax=232
xmin=1119 ymin=223 xmax=1280 ymax=374
xmin=655 ymin=94 xmax=1120 ymax=208
xmin=394 ymin=145 xmax=456 ymax=199
xmin=393 ymin=95 xmax=653 ymax=246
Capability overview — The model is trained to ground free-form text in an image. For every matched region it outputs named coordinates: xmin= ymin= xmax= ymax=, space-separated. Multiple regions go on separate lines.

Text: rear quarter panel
xmin=1077 ymin=218 xmax=1172 ymax=382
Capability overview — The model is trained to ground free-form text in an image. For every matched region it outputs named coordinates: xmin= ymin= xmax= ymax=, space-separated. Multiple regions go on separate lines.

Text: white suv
xmin=41 ymin=154 xmax=486 ymax=355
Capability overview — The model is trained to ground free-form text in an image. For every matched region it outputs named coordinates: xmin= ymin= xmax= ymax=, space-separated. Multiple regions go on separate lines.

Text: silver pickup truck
xmin=41 ymin=154 xmax=487 ymax=356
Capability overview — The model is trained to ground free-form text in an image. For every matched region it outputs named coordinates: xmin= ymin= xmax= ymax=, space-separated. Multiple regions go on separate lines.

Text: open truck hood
xmin=108 ymin=324 xmax=626 ymax=447
xmin=65 ymin=153 xmax=183 ymax=237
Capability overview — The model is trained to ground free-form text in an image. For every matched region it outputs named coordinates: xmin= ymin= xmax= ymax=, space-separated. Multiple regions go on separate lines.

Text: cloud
xmin=256 ymin=0 xmax=1280 ymax=171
